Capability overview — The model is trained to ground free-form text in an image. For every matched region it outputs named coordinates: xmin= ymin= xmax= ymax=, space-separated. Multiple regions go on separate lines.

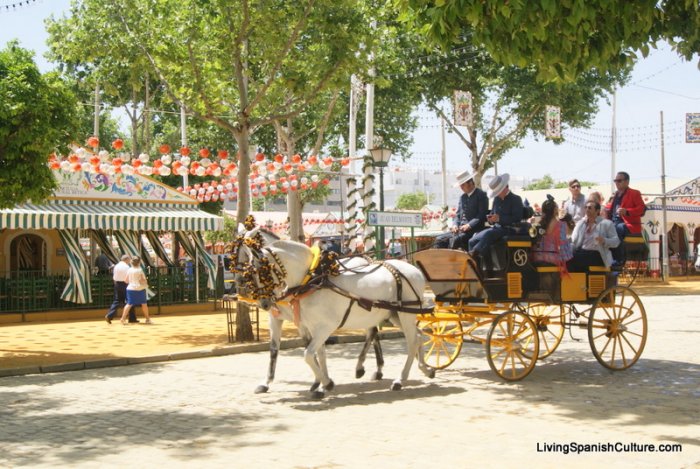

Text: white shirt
xmin=112 ymin=261 xmax=130 ymax=282
xmin=126 ymin=267 xmax=148 ymax=291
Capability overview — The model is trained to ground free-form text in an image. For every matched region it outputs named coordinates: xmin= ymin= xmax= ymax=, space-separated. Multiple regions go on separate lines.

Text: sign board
xmin=686 ymin=113 xmax=700 ymax=143
xmin=367 ymin=211 xmax=422 ymax=228
xmin=51 ymin=171 xmax=196 ymax=204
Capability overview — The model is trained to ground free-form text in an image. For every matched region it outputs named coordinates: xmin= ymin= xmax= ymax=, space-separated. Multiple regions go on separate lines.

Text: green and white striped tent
xmin=0 ymin=172 xmax=224 ymax=304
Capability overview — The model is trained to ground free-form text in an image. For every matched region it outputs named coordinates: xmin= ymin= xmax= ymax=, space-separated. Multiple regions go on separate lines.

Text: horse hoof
xmin=372 ymin=371 xmax=383 ymax=381
xmin=311 ymin=390 xmax=325 ymax=400
xmin=310 ymin=381 xmax=321 ymax=392
xmin=356 ymin=368 xmax=365 ymax=379
xmin=254 ymin=385 xmax=269 ymax=394
xmin=390 ymin=382 xmax=402 ymax=391
xmin=325 ymin=380 xmax=335 ymax=392
xmin=427 ymin=368 xmax=436 ymax=379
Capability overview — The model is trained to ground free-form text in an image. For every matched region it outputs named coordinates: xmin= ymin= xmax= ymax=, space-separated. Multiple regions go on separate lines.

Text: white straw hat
xmin=487 ymin=173 xmax=510 ymax=199
xmin=454 ymin=170 xmax=476 ymax=187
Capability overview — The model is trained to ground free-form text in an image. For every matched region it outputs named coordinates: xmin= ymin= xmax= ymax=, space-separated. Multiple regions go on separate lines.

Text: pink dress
xmin=532 ymin=221 xmax=573 ymax=274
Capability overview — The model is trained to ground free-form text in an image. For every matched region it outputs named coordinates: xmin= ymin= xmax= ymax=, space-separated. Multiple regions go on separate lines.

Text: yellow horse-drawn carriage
xmin=413 ymin=234 xmax=648 ymax=381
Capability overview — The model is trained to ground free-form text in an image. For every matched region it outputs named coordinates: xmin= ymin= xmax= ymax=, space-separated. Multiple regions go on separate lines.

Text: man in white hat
xmin=435 ymin=170 xmax=488 ymax=250
xmin=468 ymin=173 xmax=525 ymax=258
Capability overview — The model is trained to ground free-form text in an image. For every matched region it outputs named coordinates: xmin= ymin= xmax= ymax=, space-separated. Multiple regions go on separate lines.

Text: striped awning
xmin=0 ymin=202 xmax=222 ymax=231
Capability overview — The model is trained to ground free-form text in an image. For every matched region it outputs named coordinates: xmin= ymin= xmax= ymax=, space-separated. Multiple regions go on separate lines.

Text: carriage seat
xmin=623 ymin=233 xmax=649 ymax=261
xmin=479 ymin=233 xmax=533 ymax=273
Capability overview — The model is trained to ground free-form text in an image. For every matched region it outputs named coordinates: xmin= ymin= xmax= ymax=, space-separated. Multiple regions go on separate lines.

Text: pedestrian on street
xmin=95 ymin=251 xmax=113 ymax=275
xmin=121 ymin=256 xmax=153 ymax=325
xmin=105 ymin=254 xmax=137 ymax=324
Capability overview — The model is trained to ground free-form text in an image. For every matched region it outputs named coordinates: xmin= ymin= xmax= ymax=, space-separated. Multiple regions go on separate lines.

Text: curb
xmin=0 ymin=330 xmax=404 ymax=378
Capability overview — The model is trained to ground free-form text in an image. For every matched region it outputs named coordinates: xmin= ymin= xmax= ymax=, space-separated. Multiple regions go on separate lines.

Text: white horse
xmin=235 ymin=236 xmax=434 ymax=398
xmin=242 ymin=231 xmax=385 ymax=394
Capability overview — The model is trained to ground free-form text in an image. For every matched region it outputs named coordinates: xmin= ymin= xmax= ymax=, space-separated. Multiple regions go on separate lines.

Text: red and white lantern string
xmin=48 ymin=137 xmax=352 ymax=204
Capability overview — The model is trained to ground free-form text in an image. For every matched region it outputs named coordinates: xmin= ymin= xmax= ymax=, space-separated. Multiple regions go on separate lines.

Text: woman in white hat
xmin=435 ymin=170 xmax=489 ymax=250
xmin=467 ymin=173 xmax=525 ymax=258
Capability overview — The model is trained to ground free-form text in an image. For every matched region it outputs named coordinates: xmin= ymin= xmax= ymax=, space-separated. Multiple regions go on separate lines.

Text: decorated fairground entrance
xmin=0 ymin=171 xmax=223 ymax=319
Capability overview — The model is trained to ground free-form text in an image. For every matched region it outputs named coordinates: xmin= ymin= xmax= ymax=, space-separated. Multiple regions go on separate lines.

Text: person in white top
xmin=120 ymin=256 xmax=153 ymax=325
xmin=105 ymin=255 xmax=137 ymax=324
xmin=568 ymin=201 xmax=621 ymax=270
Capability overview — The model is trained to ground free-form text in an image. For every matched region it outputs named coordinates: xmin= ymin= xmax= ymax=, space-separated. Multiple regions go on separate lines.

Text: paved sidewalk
xmin=0 ymin=292 xmax=698 ymax=468
xmin=0 ymin=278 xmax=697 ymax=378
xmin=0 ymin=308 xmax=393 ymax=377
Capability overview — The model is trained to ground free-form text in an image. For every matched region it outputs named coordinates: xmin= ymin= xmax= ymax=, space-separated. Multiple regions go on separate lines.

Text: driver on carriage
xmin=434 ymin=170 xmax=488 ymax=250
xmin=467 ymin=173 xmax=524 ymax=259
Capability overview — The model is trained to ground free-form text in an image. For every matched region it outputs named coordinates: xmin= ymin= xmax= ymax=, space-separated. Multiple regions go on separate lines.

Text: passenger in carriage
xmin=434 ymin=170 xmax=488 ymax=250
xmin=587 ymin=190 xmax=606 ymax=217
xmin=562 ymin=178 xmax=586 ymax=224
xmin=605 ymin=171 xmax=646 ymax=265
xmin=531 ymin=195 xmax=573 ymax=270
xmin=467 ymin=173 xmax=524 ymax=258
xmin=567 ymin=201 xmax=621 ymax=272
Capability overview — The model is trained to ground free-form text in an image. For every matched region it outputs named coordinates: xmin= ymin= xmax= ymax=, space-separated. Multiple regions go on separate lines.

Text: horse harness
xmin=263 ymin=248 xmax=430 ymax=329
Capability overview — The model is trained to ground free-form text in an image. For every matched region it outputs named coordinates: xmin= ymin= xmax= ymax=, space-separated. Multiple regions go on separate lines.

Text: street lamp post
xmin=369 ymin=146 xmax=392 ymax=259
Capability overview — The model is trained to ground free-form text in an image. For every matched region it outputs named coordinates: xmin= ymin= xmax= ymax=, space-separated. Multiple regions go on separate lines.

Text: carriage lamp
xmin=369 ymin=146 xmax=392 ymax=259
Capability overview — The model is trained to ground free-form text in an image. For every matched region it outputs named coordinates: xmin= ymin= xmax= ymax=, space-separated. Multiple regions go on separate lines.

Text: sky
xmin=2 ymin=0 xmax=699 ymax=188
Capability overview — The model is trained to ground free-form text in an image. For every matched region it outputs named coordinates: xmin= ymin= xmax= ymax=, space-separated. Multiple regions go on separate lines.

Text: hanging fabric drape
xmin=113 ymin=230 xmax=153 ymax=269
xmin=113 ymin=230 xmax=155 ymax=299
xmin=174 ymin=231 xmax=196 ymax=259
xmin=57 ymin=229 xmax=93 ymax=304
xmin=188 ymin=231 xmax=218 ymax=290
xmin=144 ymin=231 xmax=174 ymax=267
xmin=89 ymin=229 xmax=120 ymax=264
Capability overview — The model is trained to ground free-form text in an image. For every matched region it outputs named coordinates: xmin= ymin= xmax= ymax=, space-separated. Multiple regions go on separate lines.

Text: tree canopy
xmin=395 ymin=0 xmax=700 ymax=81
xmin=0 ymin=42 xmax=78 ymax=209
xmin=395 ymin=191 xmax=430 ymax=210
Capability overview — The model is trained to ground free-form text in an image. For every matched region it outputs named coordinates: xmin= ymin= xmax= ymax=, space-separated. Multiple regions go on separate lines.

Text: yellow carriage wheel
xmin=522 ymin=303 xmax=565 ymax=359
xmin=588 ymin=285 xmax=647 ymax=370
xmin=417 ymin=316 xmax=463 ymax=370
xmin=486 ymin=310 xmax=539 ymax=381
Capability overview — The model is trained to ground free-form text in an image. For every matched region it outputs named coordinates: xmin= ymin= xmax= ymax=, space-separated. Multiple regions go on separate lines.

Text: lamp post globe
xmin=369 ymin=147 xmax=392 ymax=259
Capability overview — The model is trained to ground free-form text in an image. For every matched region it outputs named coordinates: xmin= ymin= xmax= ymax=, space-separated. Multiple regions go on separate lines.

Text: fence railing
xmin=0 ymin=266 xmax=224 ymax=315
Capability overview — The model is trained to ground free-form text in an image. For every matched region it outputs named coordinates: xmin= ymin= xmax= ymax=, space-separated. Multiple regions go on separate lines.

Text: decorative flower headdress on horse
xmin=230 ymin=215 xmax=285 ymax=301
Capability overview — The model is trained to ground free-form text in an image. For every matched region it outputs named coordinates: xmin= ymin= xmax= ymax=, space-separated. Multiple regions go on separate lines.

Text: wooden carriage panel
xmin=561 ymin=273 xmax=587 ymax=302
xmin=413 ymin=249 xmax=482 ymax=302
xmin=413 ymin=249 xmax=479 ymax=282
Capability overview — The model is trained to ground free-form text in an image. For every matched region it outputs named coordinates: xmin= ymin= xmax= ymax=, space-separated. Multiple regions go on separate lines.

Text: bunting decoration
xmin=47 ymin=137 xmax=352 ymax=204
xmin=545 ymin=105 xmax=562 ymax=138
xmin=453 ymin=90 xmax=473 ymax=127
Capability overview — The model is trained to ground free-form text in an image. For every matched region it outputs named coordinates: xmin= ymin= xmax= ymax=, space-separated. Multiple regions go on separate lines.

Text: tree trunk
xmin=233 ymin=128 xmax=254 ymax=342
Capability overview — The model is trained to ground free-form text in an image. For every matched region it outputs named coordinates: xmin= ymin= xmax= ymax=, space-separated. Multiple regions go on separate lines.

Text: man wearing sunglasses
xmin=605 ymin=171 xmax=646 ymax=265
xmin=562 ymin=178 xmax=586 ymax=224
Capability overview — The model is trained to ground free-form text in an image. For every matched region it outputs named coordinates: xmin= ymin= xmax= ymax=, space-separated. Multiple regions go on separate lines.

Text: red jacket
xmin=605 ymin=187 xmax=645 ymax=234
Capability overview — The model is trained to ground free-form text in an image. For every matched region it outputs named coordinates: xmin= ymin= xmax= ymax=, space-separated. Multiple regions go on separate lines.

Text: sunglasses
xmin=614 ymin=179 xmax=625 ymax=183
xmin=570 ymin=185 xmax=581 ymax=189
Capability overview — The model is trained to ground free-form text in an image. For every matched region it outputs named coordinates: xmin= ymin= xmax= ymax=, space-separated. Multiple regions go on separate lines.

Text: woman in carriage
xmin=531 ymin=195 xmax=574 ymax=272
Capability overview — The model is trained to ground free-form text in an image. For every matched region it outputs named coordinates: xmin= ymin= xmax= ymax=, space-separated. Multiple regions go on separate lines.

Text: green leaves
xmin=395 ymin=0 xmax=700 ymax=82
xmin=0 ymin=42 xmax=79 ymax=208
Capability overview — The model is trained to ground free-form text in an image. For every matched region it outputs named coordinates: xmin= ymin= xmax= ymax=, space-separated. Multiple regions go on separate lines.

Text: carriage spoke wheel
xmin=588 ymin=286 xmax=647 ymax=370
xmin=522 ymin=303 xmax=565 ymax=359
xmin=486 ymin=310 xmax=539 ymax=381
xmin=417 ymin=316 xmax=463 ymax=370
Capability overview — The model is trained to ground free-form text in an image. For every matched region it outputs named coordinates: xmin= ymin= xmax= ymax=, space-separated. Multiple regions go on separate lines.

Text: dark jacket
xmin=491 ymin=191 xmax=524 ymax=227
xmin=454 ymin=188 xmax=489 ymax=231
